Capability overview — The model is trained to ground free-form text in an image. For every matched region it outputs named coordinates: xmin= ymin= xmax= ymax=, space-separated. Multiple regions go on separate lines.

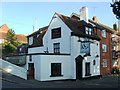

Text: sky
xmin=0 ymin=2 xmax=118 ymax=36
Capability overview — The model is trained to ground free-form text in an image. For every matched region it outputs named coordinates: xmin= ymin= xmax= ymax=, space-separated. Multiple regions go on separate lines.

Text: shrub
xmin=111 ymin=67 xmax=120 ymax=74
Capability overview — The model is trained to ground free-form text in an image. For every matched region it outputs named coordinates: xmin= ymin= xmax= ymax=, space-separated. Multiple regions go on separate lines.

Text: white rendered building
xmin=23 ymin=11 xmax=101 ymax=81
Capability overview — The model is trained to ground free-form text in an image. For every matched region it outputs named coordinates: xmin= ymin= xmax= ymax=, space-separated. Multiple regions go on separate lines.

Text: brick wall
xmin=96 ymin=29 xmax=112 ymax=75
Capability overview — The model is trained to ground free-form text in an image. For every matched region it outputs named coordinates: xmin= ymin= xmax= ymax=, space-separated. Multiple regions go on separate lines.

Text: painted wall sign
xmin=80 ymin=42 xmax=90 ymax=54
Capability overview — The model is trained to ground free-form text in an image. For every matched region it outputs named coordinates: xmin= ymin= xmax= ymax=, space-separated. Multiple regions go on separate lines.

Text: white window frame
xmin=102 ymin=29 xmax=106 ymax=38
xmin=103 ymin=59 xmax=107 ymax=67
xmin=85 ymin=27 xmax=92 ymax=35
xmin=29 ymin=37 xmax=33 ymax=45
xmin=53 ymin=43 xmax=60 ymax=53
xmin=102 ymin=44 xmax=107 ymax=52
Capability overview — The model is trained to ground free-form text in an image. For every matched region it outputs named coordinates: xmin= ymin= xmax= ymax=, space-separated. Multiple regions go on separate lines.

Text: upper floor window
xmin=85 ymin=27 xmax=93 ymax=35
xmin=29 ymin=37 xmax=33 ymax=45
xmin=102 ymin=29 xmax=106 ymax=38
xmin=53 ymin=43 xmax=60 ymax=53
xmin=51 ymin=27 xmax=61 ymax=39
xmin=102 ymin=44 xmax=107 ymax=52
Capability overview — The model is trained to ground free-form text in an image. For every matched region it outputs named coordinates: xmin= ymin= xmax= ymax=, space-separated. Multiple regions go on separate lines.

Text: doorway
xmin=85 ymin=62 xmax=91 ymax=76
xmin=75 ymin=55 xmax=84 ymax=79
xmin=28 ymin=63 xmax=34 ymax=79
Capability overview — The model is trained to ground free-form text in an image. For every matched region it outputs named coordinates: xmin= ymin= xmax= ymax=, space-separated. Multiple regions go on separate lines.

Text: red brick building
xmin=89 ymin=17 xmax=114 ymax=75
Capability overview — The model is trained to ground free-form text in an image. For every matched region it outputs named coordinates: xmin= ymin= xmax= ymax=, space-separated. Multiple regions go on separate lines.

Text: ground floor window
xmin=50 ymin=63 xmax=62 ymax=77
xmin=85 ymin=62 xmax=91 ymax=76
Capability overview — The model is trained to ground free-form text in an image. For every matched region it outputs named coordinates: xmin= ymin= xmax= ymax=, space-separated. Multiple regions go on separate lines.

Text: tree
xmin=2 ymin=43 xmax=16 ymax=58
xmin=4 ymin=29 xmax=17 ymax=46
xmin=111 ymin=1 xmax=120 ymax=19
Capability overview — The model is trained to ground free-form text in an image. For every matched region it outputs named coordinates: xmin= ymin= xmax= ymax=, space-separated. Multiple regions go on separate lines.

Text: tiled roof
xmin=0 ymin=24 xmax=9 ymax=33
xmin=56 ymin=13 xmax=100 ymax=40
xmin=0 ymin=24 xmax=27 ymax=43
xmin=15 ymin=34 xmax=27 ymax=43
xmin=28 ymin=26 xmax=48 ymax=47
xmin=89 ymin=19 xmax=115 ymax=33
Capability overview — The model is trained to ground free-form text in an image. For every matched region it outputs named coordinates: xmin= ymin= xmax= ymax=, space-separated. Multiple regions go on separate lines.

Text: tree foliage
xmin=2 ymin=29 xmax=22 ymax=58
xmin=4 ymin=29 xmax=17 ymax=46
xmin=111 ymin=1 xmax=120 ymax=19
xmin=2 ymin=43 xmax=16 ymax=58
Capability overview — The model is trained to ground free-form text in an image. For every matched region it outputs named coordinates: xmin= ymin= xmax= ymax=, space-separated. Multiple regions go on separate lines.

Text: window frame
xmin=102 ymin=29 xmax=106 ymax=38
xmin=102 ymin=44 xmax=107 ymax=52
xmin=29 ymin=37 xmax=33 ymax=45
xmin=51 ymin=27 xmax=61 ymax=39
xmin=50 ymin=63 xmax=63 ymax=77
xmin=53 ymin=43 xmax=60 ymax=54
xmin=102 ymin=59 xmax=107 ymax=67
xmin=85 ymin=27 xmax=93 ymax=35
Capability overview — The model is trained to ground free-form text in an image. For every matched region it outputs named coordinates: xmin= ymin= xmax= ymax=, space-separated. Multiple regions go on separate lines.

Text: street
xmin=1 ymin=72 xmax=120 ymax=89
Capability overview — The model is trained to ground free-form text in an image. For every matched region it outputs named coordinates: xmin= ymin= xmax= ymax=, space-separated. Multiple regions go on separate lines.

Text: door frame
xmin=28 ymin=63 xmax=34 ymax=79
xmin=75 ymin=55 xmax=84 ymax=79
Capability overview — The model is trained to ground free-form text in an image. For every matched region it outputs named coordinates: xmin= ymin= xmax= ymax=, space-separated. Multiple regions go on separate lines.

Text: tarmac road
xmin=1 ymin=72 xmax=120 ymax=89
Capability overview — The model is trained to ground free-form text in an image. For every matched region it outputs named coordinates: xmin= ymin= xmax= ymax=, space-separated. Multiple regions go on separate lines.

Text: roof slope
xmin=56 ymin=13 xmax=100 ymax=40
xmin=0 ymin=24 xmax=27 ymax=43
xmin=28 ymin=26 xmax=48 ymax=47
xmin=89 ymin=19 xmax=115 ymax=33
xmin=0 ymin=24 xmax=9 ymax=33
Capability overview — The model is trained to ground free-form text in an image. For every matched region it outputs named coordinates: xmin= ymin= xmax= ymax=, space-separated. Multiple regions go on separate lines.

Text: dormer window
xmin=85 ymin=27 xmax=92 ymax=35
xmin=102 ymin=29 xmax=106 ymax=38
xmin=29 ymin=37 xmax=33 ymax=45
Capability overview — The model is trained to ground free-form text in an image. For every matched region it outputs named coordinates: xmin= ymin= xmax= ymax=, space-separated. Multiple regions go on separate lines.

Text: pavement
xmin=1 ymin=71 xmax=120 ymax=89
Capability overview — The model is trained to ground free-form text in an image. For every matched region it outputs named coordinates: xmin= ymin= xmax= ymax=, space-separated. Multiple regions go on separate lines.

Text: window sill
xmin=85 ymin=74 xmax=91 ymax=76
xmin=50 ymin=75 xmax=63 ymax=77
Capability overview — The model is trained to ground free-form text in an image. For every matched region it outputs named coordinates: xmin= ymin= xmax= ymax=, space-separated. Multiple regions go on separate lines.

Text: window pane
xmin=51 ymin=27 xmax=61 ymax=39
xmin=53 ymin=43 xmax=60 ymax=53
xmin=102 ymin=44 xmax=107 ymax=52
xmin=102 ymin=30 xmax=106 ymax=38
xmin=103 ymin=59 xmax=107 ymax=67
xmin=51 ymin=63 xmax=61 ymax=76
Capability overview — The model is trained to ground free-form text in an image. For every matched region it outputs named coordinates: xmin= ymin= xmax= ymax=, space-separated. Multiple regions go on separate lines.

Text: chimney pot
xmin=93 ymin=16 xmax=98 ymax=22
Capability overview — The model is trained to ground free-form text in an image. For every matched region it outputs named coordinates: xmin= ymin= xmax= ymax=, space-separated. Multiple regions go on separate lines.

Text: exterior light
xmin=84 ymin=57 xmax=87 ymax=60
xmin=95 ymin=55 xmax=99 ymax=58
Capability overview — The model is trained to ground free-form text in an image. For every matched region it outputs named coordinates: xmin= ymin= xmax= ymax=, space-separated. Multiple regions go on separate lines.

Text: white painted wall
xmin=26 ymin=55 xmax=71 ymax=81
xmin=70 ymin=36 xmax=100 ymax=78
xmin=28 ymin=47 xmax=45 ymax=54
xmin=0 ymin=59 xmax=27 ymax=80
xmin=43 ymin=14 xmax=71 ymax=54
xmin=26 ymin=13 xmax=100 ymax=81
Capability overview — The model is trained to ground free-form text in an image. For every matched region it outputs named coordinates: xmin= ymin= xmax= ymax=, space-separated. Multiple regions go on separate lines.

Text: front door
xmin=85 ymin=62 xmax=91 ymax=76
xmin=28 ymin=63 xmax=34 ymax=79
xmin=76 ymin=55 xmax=83 ymax=79
xmin=76 ymin=61 xmax=82 ymax=79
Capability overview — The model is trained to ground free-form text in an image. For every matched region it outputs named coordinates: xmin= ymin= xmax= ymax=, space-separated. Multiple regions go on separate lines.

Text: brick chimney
xmin=92 ymin=16 xmax=98 ymax=23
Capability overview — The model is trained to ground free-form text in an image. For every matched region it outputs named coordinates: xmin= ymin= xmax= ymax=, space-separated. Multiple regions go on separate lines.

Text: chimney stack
xmin=92 ymin=16 xmax=98 ymax=23
xmin=113 ymin=23 xmax=118 ymax=31
xmin=80 ymin=6 xmax=89 ymax=23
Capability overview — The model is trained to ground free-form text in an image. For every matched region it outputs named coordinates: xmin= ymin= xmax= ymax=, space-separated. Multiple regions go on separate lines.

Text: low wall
xmin=0 ymin=59 xmax=27 ymax=80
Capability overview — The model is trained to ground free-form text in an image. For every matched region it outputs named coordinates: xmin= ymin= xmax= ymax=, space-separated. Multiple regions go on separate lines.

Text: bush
xmin=111 ymin=67 xmax=120 ymax=74
xmin=2 ymin=43 xmax=16 ymax=57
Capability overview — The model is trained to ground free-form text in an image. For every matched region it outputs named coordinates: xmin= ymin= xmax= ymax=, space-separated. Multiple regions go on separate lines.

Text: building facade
xmin=24 ymin=12 xmax=101 ymax=81
xmin=89 ymin=18 xmax=114 ymax=75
